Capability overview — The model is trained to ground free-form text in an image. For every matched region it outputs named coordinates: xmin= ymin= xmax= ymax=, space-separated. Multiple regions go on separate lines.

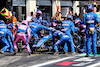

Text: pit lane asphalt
xmin=0 ymin=51 xmax=70 ymax=67
xmin=0 ymin=51 xmax=100 ymax=67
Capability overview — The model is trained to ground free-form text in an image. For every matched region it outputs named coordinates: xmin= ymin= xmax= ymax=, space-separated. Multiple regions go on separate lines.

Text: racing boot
xmin=54 ymin=51 xmax=59 ymax=55
xmin=65 ymin=52 xmax=68 ymax=55
xmin=71 ymin=52 xmax=76 ymax=55
xmin=0 ymin=49 xmax=4 ymax=54
xmin=28 ymin=52 xmax=31 ymax=55
xmin=94 ymin=54 xmax=98 ymax=57
xmin=12 ymin=49 xmax=17 ymax=55
xmin=64 ymin=51 xmax=68 ymax=55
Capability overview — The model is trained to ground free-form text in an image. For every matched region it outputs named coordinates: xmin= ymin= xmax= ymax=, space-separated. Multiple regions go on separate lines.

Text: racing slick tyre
xmin=72 ymin=33 xmax=81 ymax=48
xmin=16 ymin=39 xmax=24 ymax=52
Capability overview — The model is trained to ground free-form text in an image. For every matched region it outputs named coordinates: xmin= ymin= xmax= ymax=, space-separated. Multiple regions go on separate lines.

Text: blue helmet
xmin=13 ymin=12 xmax=16 ymax=15
xmin=0 ymin=20 xmax=5 ymax=24
xmin=53 ymin=19 xmax=57 ymax=22
xmin=67 ymin=15 xmax=73 ymax=20
xmin=37 ymin=9 xmax=42 ymax=14
xmin=42 ymin=20 xmax=48 ymax=26
xmin=8 ymin=23 xmax=13 ymax=29
xmin=75 ymin=18 xmax=81 ymax=24
xmin=87 ymin=5 xmax=93 ymax=10
xmin=43 ymin=20 xmax=48 ymax=25
xmin=80 ymin=21 xmax=83 ymax=24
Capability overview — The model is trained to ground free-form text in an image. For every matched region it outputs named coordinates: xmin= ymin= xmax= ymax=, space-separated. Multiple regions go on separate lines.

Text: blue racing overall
xmin=0 ymin=24 xmax=14 ymax=52
xmin=53 ymin=30 xmax=69 ymax=52
xmin=83 ymin=12 xmax=100 ymax=55
xmin=61 ymin=20 xmax=75 ymax=52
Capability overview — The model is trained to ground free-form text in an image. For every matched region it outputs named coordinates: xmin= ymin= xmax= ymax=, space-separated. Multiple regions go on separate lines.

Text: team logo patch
xmin=87 ymin=20 xmax=94 ymax=23
xmin=62 ymin=24 xmax=69 ymax=26
xmin=0 ymin=26 xmax=6 ymax=28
